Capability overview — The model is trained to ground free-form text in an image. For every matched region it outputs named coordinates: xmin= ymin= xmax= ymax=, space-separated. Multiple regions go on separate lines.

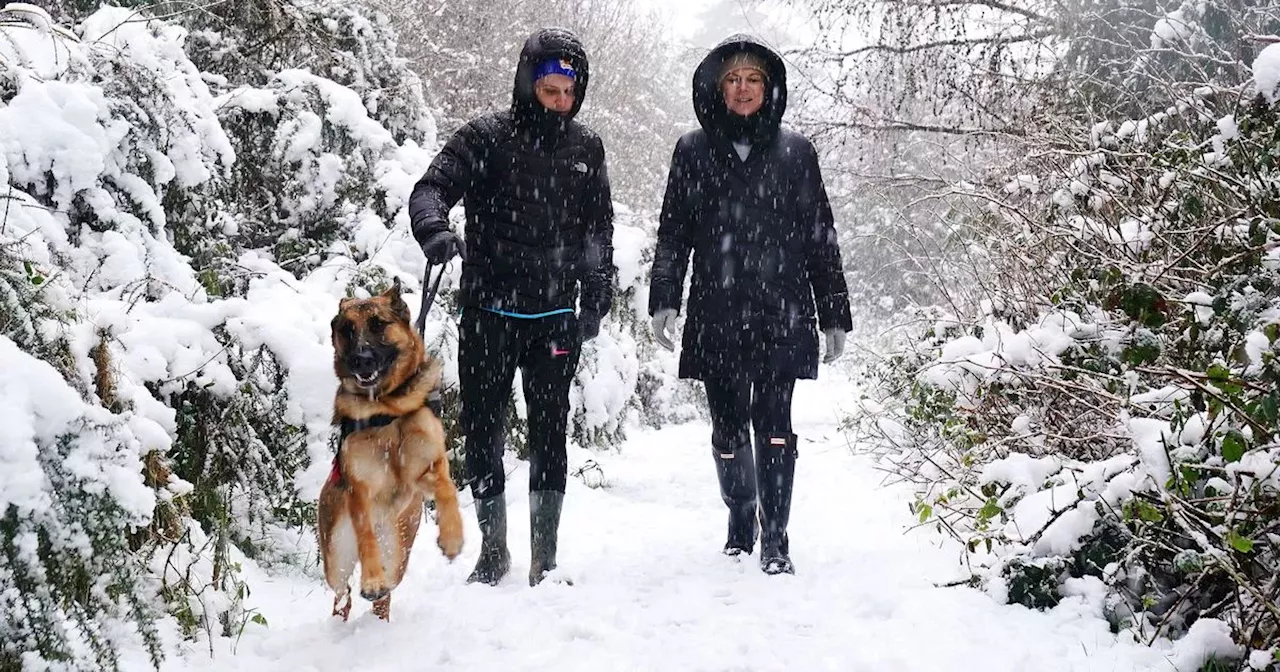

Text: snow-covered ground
xmin=155 ymin=374 xmax=1211 ymax=672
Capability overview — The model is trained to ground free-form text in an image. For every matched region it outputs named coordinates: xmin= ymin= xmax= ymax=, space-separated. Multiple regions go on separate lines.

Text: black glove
xmin=420 ymin=230 xmax=465 ymax=265
xmin=578 ymin=312 xmax=602 ymax=342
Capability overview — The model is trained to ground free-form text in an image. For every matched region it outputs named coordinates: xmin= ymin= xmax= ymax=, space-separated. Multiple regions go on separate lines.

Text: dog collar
xmin=338 ymin=414 xmax=397 ymax=445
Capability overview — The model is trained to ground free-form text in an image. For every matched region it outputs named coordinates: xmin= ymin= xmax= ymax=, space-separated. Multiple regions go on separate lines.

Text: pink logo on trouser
xmin=552 ymin=346 xmax=571 ymax=357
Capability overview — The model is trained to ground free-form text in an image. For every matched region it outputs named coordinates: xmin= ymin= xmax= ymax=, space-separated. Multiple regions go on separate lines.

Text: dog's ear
xmin=383 ymin=277 xmax=411 ymax=323
xmin=382 ymin=276 xmax=403 ymax=300
xmin=338 ymin=296 xmax=357 ymax=312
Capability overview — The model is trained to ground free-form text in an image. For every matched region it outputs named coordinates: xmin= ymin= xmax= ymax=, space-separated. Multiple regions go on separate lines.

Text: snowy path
xmin=166 ymin=380 xmax=1185 ymax=672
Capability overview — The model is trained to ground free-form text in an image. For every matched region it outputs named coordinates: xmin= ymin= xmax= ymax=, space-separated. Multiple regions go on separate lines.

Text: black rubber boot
xmin=712 ymin=440 xmax=757 ymax=556
xmin=466 ymin=495 xmax=511 ymax=585
xmin=757 ymin=432 xmax=797 ymax=575
xmin=529 ymin=490 xmax=565 ymax=586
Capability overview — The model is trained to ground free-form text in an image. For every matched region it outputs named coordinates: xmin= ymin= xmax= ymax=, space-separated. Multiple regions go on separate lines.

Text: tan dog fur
xmin=317 ymin=280 xmax=464 ymax=621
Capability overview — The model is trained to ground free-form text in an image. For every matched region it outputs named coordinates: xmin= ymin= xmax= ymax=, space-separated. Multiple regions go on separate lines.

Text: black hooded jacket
xmin=649 ymin=35 xmax=853 ymax=381
xmin=408 ymin=28 xmax=614 ymax=317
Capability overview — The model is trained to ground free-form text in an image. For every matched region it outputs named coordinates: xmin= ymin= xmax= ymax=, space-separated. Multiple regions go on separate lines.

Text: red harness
xmin=327 ymin=413 xmax=398 ymax=487
xmin=326 ymin=457 xmax=343 ymax=486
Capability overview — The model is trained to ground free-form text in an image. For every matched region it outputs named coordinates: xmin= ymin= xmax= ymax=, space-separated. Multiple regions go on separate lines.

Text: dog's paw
xmin=372 ymin=594 xmax=391 ymax=621
xmin=438 ymin=532 xmax=463 ymax=561
xmin=360 ymin=579 xmax=390 ymax=602
xmin=437 ymin=507 xmax=464 ymax=560
xmin=331 ymin=589 xmax=352 ymax=621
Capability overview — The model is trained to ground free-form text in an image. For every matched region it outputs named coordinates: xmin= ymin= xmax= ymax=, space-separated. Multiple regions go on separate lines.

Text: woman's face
xmin=535 ymin=74 xmax=577 ymax=113
xmin=721 ymin=68 xmax=765 ymax=117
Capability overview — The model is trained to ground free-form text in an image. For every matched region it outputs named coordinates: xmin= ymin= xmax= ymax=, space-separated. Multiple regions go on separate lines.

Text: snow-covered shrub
xmin=177 ymin=0 xmax=437 ymax=283
xmin=849 ymin=25 xmax=1280 ymax=667
xmin=570 ymin=207 xmax=702 ymax=450
xmin=0 ymin=358 xmax=164 ymax=672
xmin=834 ymin=7 xmax=1280 ymax=660
xmin=0 ymin=239 xmax=163 ymax=670
xmin=182 ymin=0 xmax=434 ymax=143
xmin=0 ymin=0 xmax=445 ymax=665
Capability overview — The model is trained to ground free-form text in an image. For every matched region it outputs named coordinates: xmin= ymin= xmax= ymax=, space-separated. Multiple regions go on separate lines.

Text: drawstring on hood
xmin=511 ymin=27 xmax=590 ymax=140
xmin=692 ymin=34 xmax=787 ymax=148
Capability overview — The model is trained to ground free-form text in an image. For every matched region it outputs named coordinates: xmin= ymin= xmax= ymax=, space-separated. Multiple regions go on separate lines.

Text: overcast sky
xmin=636 ymin=0 xmax=719 ymax=41
xmin=637 ymin=0 xmax=806 ymax=47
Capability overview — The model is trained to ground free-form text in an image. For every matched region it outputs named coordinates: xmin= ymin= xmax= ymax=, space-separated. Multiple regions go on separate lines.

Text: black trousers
xmin=704 ymin=374 xmax=798 ymax=554
xmin=458 ymin=308 xmax=581 ymax=499
xmin=704 ymin=374 xmax=795 ymax=453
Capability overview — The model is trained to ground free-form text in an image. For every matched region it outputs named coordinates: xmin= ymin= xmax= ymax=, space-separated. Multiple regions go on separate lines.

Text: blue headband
xmin=534 ymin=58 xmax=577 ymax=82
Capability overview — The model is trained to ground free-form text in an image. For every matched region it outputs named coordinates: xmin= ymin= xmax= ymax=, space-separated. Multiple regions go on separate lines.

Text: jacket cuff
xmin=411 ymin=214 xmax=447 ymax=244
xmin=648 ymin=282 xmax=682 ymax=316
xmin=816 ymin=293 xmax=853 ymax=332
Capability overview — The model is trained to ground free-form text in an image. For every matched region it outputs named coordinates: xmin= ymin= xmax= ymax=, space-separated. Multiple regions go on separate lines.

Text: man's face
xmin=535 ymin=74 xmax=576 ymax=114
xmin=721 ymin=68 xmax=765 ymax=117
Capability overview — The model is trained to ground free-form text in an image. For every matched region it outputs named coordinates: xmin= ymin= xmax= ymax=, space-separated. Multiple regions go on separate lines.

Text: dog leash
xmin=413 ymin=261 xmax=446 ymax=339
xmin=414 ymin=261 xmax=448 ymax=417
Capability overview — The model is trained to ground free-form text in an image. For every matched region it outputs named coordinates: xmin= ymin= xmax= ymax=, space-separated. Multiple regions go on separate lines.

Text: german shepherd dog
xmin=318 ymin=279 xmax=464 ymax=621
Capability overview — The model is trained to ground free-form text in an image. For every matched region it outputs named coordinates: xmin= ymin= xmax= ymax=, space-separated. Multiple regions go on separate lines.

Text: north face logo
xmin=572 ymin=162 xmax=588 ymax=173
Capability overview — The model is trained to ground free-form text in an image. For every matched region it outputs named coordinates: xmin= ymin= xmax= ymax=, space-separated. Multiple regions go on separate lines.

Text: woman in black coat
xmin=648 ymin=35 xmax=853 ymax=575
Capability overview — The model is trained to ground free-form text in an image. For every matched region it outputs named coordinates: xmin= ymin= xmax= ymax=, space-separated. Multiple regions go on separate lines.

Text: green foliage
xmin=1224 ymin=530 xmax=1254 ymax=555
xmin=1 ymin=432 xmax=163 ymax=672
xmin=1002 ymin=557 xmax=1066 ymax=610
xmin=1123 ymin=499 xmax=1164 ymax=524
xmin=1107 ymin=283 xmax=1167 ymax=328
xmin=1 ymin=245 xmax=162 ymax=669
xmin=0 ymin=247 xmax=76 ymax=376
xmin=161 ymin=334 xmax=310 ymax=566
xmin=1073 ymin=514 xmax=1131 ymax=579
xmin=1220 ymin=429 xmax=1246 ymax=463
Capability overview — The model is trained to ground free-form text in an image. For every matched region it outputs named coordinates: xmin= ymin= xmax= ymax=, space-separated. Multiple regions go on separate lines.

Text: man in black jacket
xmin=649 ymin=35 xmax=852 ymax=575
xmin=408 ymin=27 xmax=614 ymax=587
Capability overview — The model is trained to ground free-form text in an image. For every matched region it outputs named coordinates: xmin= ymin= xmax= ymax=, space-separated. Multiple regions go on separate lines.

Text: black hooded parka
xmin=649 ymin=35 xmax=852 ymax=381
xmin=409 ymin=28 xmax=614 ymax=318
